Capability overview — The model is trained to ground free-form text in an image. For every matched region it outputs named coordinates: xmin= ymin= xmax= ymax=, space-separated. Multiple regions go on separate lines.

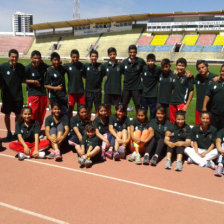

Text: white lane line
xmin=0 ymin=202 xmax=69 ymax=224
xmin=1 ymin=153 xmax=224 ymax=206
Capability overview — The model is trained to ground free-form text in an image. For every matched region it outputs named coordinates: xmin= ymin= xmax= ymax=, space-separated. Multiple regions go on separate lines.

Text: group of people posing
xmin=0 ymin=45 xmax=224 ymax=176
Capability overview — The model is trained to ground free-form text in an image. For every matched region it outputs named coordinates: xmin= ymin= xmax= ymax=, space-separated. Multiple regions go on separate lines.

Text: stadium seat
xmin=181 ymin=45 xmax=202 ymax=52
xmin=196 ymin=34 xmax=216 ymax=45
xmin=154 ymin=45 xmax=172 ymax=52
xmin=166 ymin=35 xmax=183 ymax=45
xmin=27 ymin=27 xmax=143 ymax=58
xmin=59 ymin=35 xmax=99 ymax=58
xmin=137 ymin=35 xmax=153 ymax=45
xmin=202 ymin=45 xmax=222 ymax=52
xmin=0 ymin=36 xmax=33 ymax=55
xmin=27 ymin=36 xmax=59 ymax=57
xmin=96 ymin=27 xmax=142 ymax=57
xmin=150 ymin=35 xmax=168 ymax=45
xmin=182 ymin=34 xmax=199 ymax=45
xmin=213 ymin=35 xmax=224 ymax=45
xmin=137 ymin=45 xmax=154 ymax=52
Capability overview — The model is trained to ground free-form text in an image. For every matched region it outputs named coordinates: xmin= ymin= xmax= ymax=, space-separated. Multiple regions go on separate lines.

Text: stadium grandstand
xmin=0 ymin=33 xmax=34 ymax=56
xmin=1 ymin=10 xmax=224 ymax=62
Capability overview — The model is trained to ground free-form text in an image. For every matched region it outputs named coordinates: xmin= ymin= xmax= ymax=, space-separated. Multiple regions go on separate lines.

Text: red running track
xmin=0 ymin=112 xmax=224 ymax=224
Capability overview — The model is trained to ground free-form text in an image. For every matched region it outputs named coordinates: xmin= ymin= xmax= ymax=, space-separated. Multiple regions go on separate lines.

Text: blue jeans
xmin=140 ymin=97 xmax=157 ymax=119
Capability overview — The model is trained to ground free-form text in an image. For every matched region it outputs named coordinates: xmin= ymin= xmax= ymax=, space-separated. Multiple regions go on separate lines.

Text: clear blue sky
xmin=0 ymin=0 xmax=223 ymax=32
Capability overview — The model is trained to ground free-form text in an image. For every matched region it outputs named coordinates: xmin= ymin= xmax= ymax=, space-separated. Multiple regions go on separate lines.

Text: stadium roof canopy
xmin=31 ymin=10 xmax=224 ymax=30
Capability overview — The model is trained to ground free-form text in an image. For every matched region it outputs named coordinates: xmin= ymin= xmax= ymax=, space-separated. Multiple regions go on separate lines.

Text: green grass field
xmin=0 ymin=58 xmax=222 ymax=124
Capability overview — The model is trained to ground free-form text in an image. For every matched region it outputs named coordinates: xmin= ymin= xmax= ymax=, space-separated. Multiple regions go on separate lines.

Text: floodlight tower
xmin=73 ymin=0 xmax=80 ymax=20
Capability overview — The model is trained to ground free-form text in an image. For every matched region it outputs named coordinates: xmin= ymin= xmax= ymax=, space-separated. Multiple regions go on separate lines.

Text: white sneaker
xmin=84 ymin=158 xmax=93 ymax=168
xmin=18 ymin=153 xmax=30 ymax=161
xmin=205 ymin=160 xmax=215 ymax=170
xmin=164 ymin=158 xmax=172 ymax=169
xmin=175 ymin=160 xmax=183 ymax=171
xmin=128 ymin=151 xmax=136 ymax=162
xmin=78 ymin=156 xmax=85 ymax=165
xmin=135 ymin=154 xmax=141 ymax=165
xmin=38 ymin=151 xmax=46 ymax=159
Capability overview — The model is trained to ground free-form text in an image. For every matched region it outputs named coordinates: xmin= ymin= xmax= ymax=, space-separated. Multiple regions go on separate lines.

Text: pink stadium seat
xmin=196 ymin=34 xmax=216 ymax=45
xmin=137 ymin=35 xmax=153 ymax=45
xmin=165 ymin=35 xmax=183 ymax=45
xmin=0 ymin=36 xmax=34 ymax=54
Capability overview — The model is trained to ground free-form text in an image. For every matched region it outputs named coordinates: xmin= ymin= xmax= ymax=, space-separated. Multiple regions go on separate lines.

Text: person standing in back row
xmin=84 ymin=50 xmax=105 ymax=119
xmin=140 ymin=53 xmax=161 ymax=119
xmin=64 ymin=49 xmax=86 ymax=118
xmin=25 ymin=50 xmax=48 ymax=128
xmin=103 ymin=47 xmax=123 ymax=116
xmin=44 ymin=52 xmax=68 ymax=116
xmin=157 ymin=58 xmax=174 ymax=120
xmin=194 ymin=60 xmax=217 ymax=125
xmin=122 ymin=45 xmax=146 ymax=112
xmin=169 ymin=58 xmax=194 ymax=124
xmin=203 ymin=64 xmax=224 ymax=130
xmin=0 ymin=49 xmax=25 ymax=140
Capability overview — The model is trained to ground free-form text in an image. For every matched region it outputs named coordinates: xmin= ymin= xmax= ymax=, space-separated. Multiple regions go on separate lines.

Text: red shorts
xmin=28 ymin=95 xmax=47 ymax=127
xmin=68 ymin=94 xmax=85 ymax=107
xmin=195 ymin=110 xmax=201 ymax=125
xmin=169 ymin=104 xmax=185 ymax=124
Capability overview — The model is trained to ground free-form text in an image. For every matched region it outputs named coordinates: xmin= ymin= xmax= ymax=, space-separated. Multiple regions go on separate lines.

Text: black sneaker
xmin=150 ymin=155 xmax=158 ymax=166
xmin=143 ymin=154 xmax=149 ymax=165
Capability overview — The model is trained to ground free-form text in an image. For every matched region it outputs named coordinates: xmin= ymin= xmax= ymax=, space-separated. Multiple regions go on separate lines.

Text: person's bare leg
xmin=50 ymin=134 xmax=59 ymax=151
xmin=177 ymin=153 xmax=183 ymax=161
xmin=88 ymin=146 xmax=101 ymax=158
xmin=75 ymin=145 xmax=85 ymax=157
xmin=121 ymin=129 xmax=128 ymax=148
xmin=166 ymin=152 xmax=172 ymax=160
xmin=114 ymin=132 xmax=122 ymax=151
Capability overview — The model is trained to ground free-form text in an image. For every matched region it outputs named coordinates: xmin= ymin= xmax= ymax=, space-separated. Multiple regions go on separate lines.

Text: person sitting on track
xmin=214 ymin=127 xmax=224 ymax=177
xmin=68 ymin=104 xmax=90 ymax=154
xmin=109 ymin=103 xmax=131 ymax=161
xmin=129 ymin=107 xmax=153 ymax=165
xmin=184 ymin=111 xmax=218 ymax=169
xmin=9 ymin=106 xmax=50 ymax=161
xmin=93 ymin=104 xmax=113 ymax=161
xmin=45 ymin=102 xmax=69 ymax=161
xmin=76 ymin=123 xmax=101 ymax=168
xmin=143 ymin=106 xmax=173 ymax=166
xmin=164 ymin=110 xmax=191 ymax=171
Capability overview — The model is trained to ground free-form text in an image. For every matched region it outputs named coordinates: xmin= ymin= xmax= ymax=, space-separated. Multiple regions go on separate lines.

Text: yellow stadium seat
xmin=150 ymin=35 xmax=168 ymax=45
xmin=213 ymin=35 xmax=224 ymax=45
xmin=182 ymin=35 xmax=199 ymax=45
